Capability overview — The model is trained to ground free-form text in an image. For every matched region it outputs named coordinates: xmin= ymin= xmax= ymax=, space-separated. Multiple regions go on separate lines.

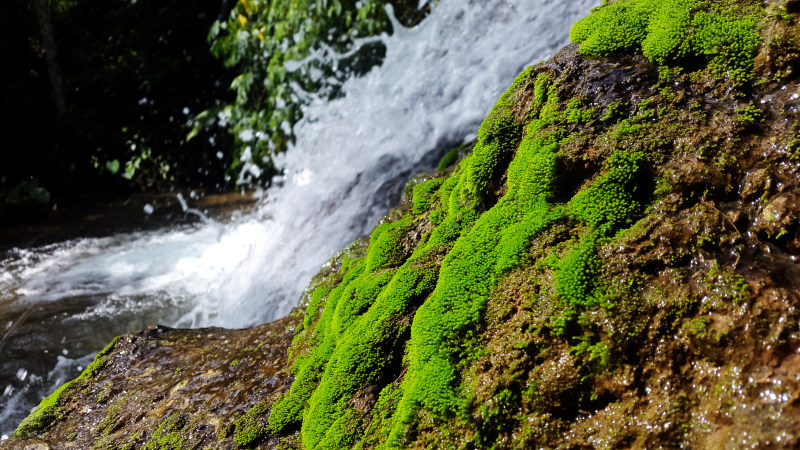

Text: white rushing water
xmin=0 ymin=0 xmax=599 ymax=437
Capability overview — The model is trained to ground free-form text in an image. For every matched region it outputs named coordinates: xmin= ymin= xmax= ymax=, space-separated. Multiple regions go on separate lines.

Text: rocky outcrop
xmin=5 ymin=0 xmax=800 ymax=448
xmin=2 ymin=315 xmax=299 ymax=449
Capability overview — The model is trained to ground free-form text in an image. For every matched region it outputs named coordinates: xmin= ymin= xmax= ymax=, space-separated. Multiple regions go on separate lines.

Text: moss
xmin=231 ymin=401 xmax=269 ymax=447
xmin=570 ymin=334 xmax=612 ymax=372
xmin=570 ymin=0 xmax=762 ymax=84
xmin=735 ymin=102 xmax=763 ymax=125
xmin=13 ymin=336 xmax=122 ymax=438
xmin=365 ymin=219 xmax=413 ymax=272
xmin=569 ymin=150 xmax=645 ymax=231
xmin=143 ymin=413 xmax=196 ymax=450
xmin=569 ymin=0 xmax=654 ymax=56
xmin=96 ymin=392 xmax=132 ymax=437
xmin=704 ymin=262 xmax=749 ymax=304
xmin=555 ymin=231 xmax=603 ymax=308
xmin=564 ymin=97 xmax=598 ymax=124
xmin=602 ymin=101 xmax=628 ymax=122
xmin=12 ymin=382 xmax=71 ymax=439
xmin=437 ymin=147 xmax=463 ymax=172
xmin=355 ymin=382 xmax=402 ymax=450
xmin=412 ymin=178 xmax=445 ymax=215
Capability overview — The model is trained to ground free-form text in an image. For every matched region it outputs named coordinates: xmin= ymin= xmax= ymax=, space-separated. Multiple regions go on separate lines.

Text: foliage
xmin=198 ymin=0 xmax=429 ymax=183
xmin=0 ymin=0 xmax=233 ymax=200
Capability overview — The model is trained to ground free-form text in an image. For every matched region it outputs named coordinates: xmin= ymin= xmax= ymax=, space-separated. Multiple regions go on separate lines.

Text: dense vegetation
xmin=0 ymin=0 xmax=428 ymax=214
xmin=0 ymin=0 xmax=233 ymax=208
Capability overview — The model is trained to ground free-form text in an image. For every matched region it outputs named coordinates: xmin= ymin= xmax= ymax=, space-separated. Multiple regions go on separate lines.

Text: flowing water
xmin=0 ymin=0 xmax=599 ymax=437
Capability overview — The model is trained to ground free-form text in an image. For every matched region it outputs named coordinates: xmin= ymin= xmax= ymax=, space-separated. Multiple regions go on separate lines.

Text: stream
xmin=0 ymin=0 xmax=599 ymax=437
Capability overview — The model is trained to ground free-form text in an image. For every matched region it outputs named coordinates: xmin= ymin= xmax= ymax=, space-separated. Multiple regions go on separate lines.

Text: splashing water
xmin=0 ymin=0 xmax=599 ymax=437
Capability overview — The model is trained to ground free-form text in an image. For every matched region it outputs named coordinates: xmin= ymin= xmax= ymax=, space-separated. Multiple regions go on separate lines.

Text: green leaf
xmin=105 ymin=159 xmax=120 ymax=174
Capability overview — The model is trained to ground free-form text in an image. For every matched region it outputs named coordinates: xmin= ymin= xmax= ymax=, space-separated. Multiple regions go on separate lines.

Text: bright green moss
xmin=692 ymin=10 xmax=760 ymax=82
xmin=412 ymin=178 xmax=445 ymax=215
xmin=269 ymin=258 xmax=369 ymax=432
xmin=12 ymin=382 xmax=71 ymax=439
xmin=570 ymin=0 xmax=762 ymax=83
xmin=366 ymin=219 xmax=412 ymax=272
xmin=388 ymin=74 xmax=576 ymax=446
xmin=303 ymin=285 xmax=332 ymax=329
xmin=565 ymin=97 xmax=598 ymax=124
xmin=460 ymin=67 xmax=529 ymax=207
xmin=299 ymin=260 xmax=439 ymax=448
xmin=429 ymin=174 xmax=459 ymax=226
xmin=276 ymin=60 xmax=658 ymax=448
xmin=555 ymin=231 xmax=603 ymax=307
xmin=355 ymin=383 xmax=402 ymax=450
xmin=569 ymin=150 xmax=645 ymax=231
xmin=640 ymin=0 xmax=698 ymax=64
xmin=436 ymin=147 xmax=462 ymax=172
xmin=569 ymin=1 xmax=654 ymax=56
xmin=557 ymin=151 xmax=646 ymax=307
xmin=735 ymin=102 xmax=763 ymax=125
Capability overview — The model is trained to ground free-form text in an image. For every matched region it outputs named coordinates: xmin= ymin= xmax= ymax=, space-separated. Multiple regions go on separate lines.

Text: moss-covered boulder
xmin=6 ymin=0 xmax=800 ymax=448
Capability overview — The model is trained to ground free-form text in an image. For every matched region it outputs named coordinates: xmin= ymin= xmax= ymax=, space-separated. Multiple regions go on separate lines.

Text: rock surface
xmin=2 ymin=315 xmax=299 ymax=449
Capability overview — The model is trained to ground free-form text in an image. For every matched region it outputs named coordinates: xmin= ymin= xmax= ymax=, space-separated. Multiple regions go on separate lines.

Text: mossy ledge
xmin=6 ymin=0 xmax=800 ymax=448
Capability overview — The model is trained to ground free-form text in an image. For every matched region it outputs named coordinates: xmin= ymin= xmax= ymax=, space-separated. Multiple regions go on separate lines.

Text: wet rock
xmin=1 ymin=315 xmax=300 ymax=449
xmin=756 ymin=189 xmax=800 ymax=237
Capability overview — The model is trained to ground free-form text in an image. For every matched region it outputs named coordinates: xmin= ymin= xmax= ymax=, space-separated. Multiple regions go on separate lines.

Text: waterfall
xmin=0 ymin=0 xmax=599 ymax=437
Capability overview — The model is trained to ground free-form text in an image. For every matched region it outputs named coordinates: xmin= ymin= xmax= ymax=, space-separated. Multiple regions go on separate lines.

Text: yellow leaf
xmin=237 ymin=14 xmax=248 ymax=28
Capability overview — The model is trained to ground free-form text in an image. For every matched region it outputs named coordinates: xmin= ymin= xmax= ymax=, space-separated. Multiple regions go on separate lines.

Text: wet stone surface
xmin=1 ymin=314 xmax=299 ymax=449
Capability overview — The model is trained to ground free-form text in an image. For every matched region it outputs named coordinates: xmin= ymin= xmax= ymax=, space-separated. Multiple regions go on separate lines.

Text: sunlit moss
xmin=570 ymin=0 xmax=761 ymax=84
